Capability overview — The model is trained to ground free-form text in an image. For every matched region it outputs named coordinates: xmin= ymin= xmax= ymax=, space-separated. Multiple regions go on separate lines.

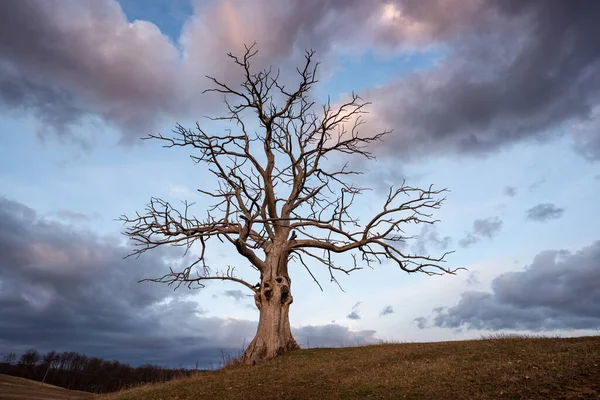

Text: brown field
xmin=101 ymin=335 xmax=600 ymax=400
xmin=0 ymin=374 xmax=96 ymax=400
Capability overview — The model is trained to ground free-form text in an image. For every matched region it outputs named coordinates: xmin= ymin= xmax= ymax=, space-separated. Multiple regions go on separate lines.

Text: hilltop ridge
xmin=102 ymin=335 xmax=600 ymax=400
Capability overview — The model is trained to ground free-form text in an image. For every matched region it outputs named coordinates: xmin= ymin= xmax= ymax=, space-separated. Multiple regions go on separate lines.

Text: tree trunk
xmin=241 ymin=272 xmax=300 ymax=365
xmin=42 ymin=365 xmax=51 ymax=383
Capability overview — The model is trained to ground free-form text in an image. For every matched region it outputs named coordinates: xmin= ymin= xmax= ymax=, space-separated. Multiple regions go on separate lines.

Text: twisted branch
xmin=121 ymin=43 xmax=461 ymax=293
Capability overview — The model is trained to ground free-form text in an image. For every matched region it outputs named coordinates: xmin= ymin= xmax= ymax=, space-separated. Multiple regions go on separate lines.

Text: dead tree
xmin=120 ymin=44 xmax=460 ymax=365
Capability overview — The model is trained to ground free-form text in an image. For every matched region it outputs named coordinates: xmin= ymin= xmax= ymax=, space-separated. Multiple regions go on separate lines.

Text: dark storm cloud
xmin=5 ymin=0 xmax=599 ymax=159
xmin=0 ymin=198 xmax=381 ymax=366
xmin=0 ymin=0 xmax=185 ymax=144
xmin=183 ymin=0 xmax=600 ymax=161
xmin=380 ymin=306 xmax=394 ymax=316
xmin=0 ymin=0 xmax=385 ymax=145
xmin=458 ymin=217 xmax=502 ymax=248
xmin=525 ymin=203 xmax=565 ymax=222
xmin=365 ymin=0 xmax=600 ymax=161
xmin=423 ymin=241 xmax=600 ymax=331
xmin=184 ymin=0 xmax=600 ymax=161
xmin=0 ymin=79 xmax=86 ymax=141
xmin=0 ymin=197 xmax=229 ymax=366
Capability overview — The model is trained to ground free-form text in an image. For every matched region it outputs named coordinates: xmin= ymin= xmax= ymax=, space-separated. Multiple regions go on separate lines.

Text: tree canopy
xmin=121 ymin=44 xmax=459 ymax=364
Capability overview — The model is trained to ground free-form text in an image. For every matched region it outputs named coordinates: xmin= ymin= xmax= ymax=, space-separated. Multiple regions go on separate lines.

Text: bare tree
xmin=19 ymin=349 xmax=41 ymax=367
xmin=41 ymin=350 xmax=58 ymax=383
xmin=121 ymin=44 xmax=460 ymax=365
xmin=1 ymin=352 xmax=16 ymax=365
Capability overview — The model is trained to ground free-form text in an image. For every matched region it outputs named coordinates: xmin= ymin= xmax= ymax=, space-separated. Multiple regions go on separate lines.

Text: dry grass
xmin=0 ymin=373 xmax=96 ymax=400
xmin=100 ymin=335 xmax=600 ymax=399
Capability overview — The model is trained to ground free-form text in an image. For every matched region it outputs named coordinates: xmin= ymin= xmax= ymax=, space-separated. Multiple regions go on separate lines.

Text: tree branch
xmin=121 ymin=44 xmax=459 ymax=294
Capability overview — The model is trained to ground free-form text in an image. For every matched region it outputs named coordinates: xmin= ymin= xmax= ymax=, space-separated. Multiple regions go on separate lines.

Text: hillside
xmin=102 ymin=335 xmax=600 ymax=400
xmin=0 ymin=373 xmax=96 ymax=400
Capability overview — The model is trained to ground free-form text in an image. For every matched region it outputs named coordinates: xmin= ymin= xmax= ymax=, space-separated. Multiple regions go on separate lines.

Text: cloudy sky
xmin=1 ymin=0 xmax=599 ymax=368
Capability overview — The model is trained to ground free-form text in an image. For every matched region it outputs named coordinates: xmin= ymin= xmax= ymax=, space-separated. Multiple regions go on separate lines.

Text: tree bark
xmin=241 ymin=268 xmax=300 ymax=365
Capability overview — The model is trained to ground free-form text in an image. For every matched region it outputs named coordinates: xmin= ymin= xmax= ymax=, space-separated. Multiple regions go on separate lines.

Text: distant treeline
xmin=0 ymin=349 xmax=203 ymax=393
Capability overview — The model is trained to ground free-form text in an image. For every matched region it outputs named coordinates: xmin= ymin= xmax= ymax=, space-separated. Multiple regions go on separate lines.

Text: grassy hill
xmin=101 ymin=335 xmax=600 ymax=400
xmin=0 ymin=373 xmax=96 ymax=400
